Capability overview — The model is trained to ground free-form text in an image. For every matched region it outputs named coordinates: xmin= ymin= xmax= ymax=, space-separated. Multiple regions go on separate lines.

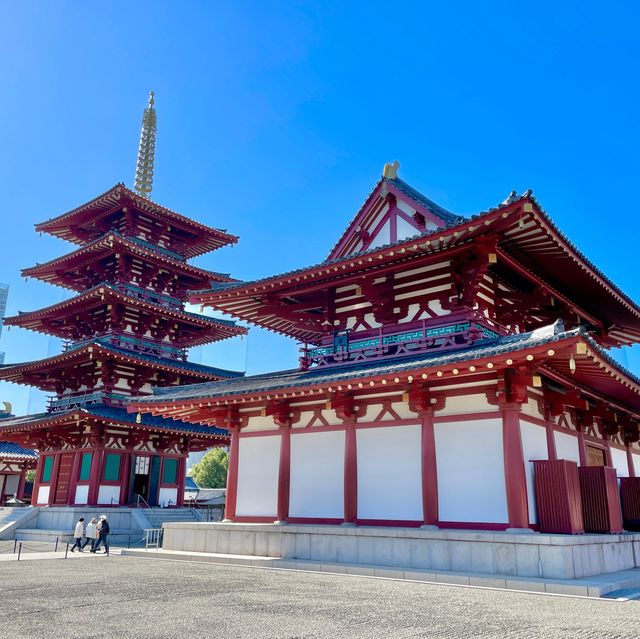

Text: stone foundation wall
xmin=163 ymin=522 xmax=640 ymax=580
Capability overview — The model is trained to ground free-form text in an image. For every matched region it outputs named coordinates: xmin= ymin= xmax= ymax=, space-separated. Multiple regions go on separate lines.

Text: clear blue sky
xmin=1 ymin=1 xmax=639 ymax=415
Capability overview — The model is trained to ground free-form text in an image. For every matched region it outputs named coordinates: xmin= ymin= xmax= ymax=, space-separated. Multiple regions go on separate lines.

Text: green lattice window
xmin=79 ymin=452 xmax=92 ymax=481
xmin=103 ymin=453 xmax=121 ymax=481
xmin=41 ymin=456 xmax=54 ymax=482
xmin=162 ymin=458 xmax=178 ymax=484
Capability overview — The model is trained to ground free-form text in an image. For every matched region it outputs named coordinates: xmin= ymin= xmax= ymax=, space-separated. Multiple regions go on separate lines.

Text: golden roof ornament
xmin=382 ymin=160 xmax=400 ymax=179
xmin=134 ymin=91 xmax=157 ymax=199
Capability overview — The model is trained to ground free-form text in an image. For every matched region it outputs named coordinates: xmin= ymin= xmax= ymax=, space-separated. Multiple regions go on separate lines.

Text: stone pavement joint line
xmin=121 ymin=547 xmax=640 ymax=598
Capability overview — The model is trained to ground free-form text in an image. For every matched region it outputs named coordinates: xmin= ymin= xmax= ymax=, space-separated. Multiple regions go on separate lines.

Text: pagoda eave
xmin=35 ymin=184 xmax=238 ymax=258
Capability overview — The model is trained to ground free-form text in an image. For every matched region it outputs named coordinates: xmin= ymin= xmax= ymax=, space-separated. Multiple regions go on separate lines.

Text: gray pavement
xmin=1 ymin=555 xmax=639 ymax=639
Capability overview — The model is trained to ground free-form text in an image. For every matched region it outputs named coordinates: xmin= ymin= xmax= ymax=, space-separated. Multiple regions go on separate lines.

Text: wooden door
xmin=54 ymin=453 xmax=74 ymax=504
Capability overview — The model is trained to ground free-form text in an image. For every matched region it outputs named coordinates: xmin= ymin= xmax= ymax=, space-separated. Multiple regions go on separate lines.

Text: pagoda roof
xmin=129 ymin=324 xmax=640 ymax=422
xmin=23 ymin=231 xmax=233 ymax=292
xmin=0 ymin=338 xmax=243 ymax=389
xmin=0 ymin=405 xmax=227 ymax=439
xmin=35 ymin=184 xmax=237 ymax=258
xmin=0 ymin=441 xmax=38 ymax=460
xmin=4 ymin=283 xmax=247 ymax=346
xmin=191 ymin=185 xmax=640 ymax=346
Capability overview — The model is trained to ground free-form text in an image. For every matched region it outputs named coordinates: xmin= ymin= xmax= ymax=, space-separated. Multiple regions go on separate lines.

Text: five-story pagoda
xmin=0 ymin=93 xmax=246 ymax=508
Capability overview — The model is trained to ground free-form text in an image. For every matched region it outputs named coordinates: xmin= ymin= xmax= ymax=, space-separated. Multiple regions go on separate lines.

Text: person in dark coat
xmin=91 ymin=515 xmax=110 ymax=554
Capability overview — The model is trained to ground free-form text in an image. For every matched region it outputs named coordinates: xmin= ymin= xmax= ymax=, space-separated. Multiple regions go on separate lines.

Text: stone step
xmin=121 ymin=548 xmax=640 ymax=599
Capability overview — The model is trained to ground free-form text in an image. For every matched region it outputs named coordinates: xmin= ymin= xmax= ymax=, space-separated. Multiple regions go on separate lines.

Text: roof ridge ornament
xmin=134 ymin=91 xmax=157 ymax=199
xmin=382 ymin=160 xmax=400 ymax=179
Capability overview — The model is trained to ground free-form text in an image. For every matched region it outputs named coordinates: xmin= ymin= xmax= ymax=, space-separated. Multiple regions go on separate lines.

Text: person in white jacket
xmin=82 ymin=518 xmax=98 ymax=552
xmin=70 ymin=517 xmax=85 ymax=552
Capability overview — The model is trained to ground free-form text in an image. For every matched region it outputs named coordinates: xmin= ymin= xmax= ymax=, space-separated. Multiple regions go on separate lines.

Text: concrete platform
xmin=121 ymin=547 xmax=640 ymax=598
xmin=159 ymin=521 xmax=640 ymax=581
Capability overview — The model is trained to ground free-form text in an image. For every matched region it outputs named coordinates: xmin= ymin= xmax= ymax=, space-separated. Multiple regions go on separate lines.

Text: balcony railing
xmin=48 ymin=390 xmax=129 ymax=412
xmin=113 ymin=282 xmax=183 ymax=309
xmin=63 ymin=334 xmax=187 ymax=360
xmin=300 ymin=321 xmax=500 ymax=369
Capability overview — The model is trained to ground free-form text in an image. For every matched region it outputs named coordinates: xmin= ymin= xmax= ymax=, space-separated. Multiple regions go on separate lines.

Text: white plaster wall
xmin=521 ymin=395 xmax=544 ymax=420
xmin=3 ymin=474 xmax=19 ymax=497
xmin=520 ymin=421 xmax=549 ymax=524
xmin=610 ymin=448 xmax=629 ymax=478
xmin=289 ymin=430 xmax=345 ymax=519
xmin=554 ymin=431 xmax=580 ymax=464
xmin=37 ymin=486 xmax=50 ymax=504
xmin=97 ymin=485 xmax=120 ymax=505
xmin=243 ymin=415 xmax=277 ymax=432
xmin=369 ymin=219 xmax=390 ymax=249
xmin=357 ymin=425 xmax=422 ymax=521
xmin=74 ymin=485 xmax=89 ymax=505
xmin=439 ymin=394 xmax=492 ymax=416
xmin=435 ymin=419 xmax=508 ymax=523
xmin=396 ymin=215 xmax=418 ymax=241
xmin=159 ymin=487 xmax=178 ymax=507
xmin=235 ymin=435 xmax=280 ymax=517
xmin=392 ymin=402 xmax=418 ymax=419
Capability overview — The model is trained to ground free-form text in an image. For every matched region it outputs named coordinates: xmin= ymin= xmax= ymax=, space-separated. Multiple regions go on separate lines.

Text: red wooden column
xmin=175 ymin=454 xmax=187 ymax=507
xmin=604 ymin=438 xmax=614 ymax=468
xmin=420 ymin=408 xmax=439 ymax=527
xmin=501 ymin=402 xmax=530 ymax=530
xmin=276 ymin=423 xmax=291 ymax=524
xmin=16 ymin=465 xmax=26 ymax=501
xmin=224 ymin=427 xmax=240 ymax=521
xmin=577 ymin=429 xmax=588 ymax=466
xmin=31 ymin=458 xmax=43 ymax=505
xmin=48 ymin=452 xmax=62 ymax=505
xmin=66 ymin=451 xmax=82 ymax=505
xmin=119 ymin=451 xmax=132 ymax=505
xmin=626 ymin=445 xmax=636 ymax=478
xmin=545 ymin=423 xmax=558 ymax=460
xmin=343 ymin=421 xmax=358 ymax=525
xmin=87 ymin=446 xmax=104 ymax=506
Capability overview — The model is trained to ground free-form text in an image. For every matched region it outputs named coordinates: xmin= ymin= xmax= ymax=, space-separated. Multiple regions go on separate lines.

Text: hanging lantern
xmin=569 ymin=355 xmax=576 ymax=374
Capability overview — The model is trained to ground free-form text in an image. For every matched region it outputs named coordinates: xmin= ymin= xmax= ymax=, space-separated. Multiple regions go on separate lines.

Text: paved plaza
xmin=0 ymin=556 xmax=639 ymax=638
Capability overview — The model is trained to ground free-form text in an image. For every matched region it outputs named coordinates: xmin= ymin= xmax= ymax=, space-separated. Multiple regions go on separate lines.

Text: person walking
xmin=70 ymin=517 xmax=85 ymax=552
xmin=91 ymin=515 xmax=110 ymax=554
xmin=82 ymin=517 xmax=99 ymax=551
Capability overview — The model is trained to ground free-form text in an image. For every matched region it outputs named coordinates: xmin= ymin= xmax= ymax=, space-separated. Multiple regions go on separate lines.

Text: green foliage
xmin=191 ymin=448 xmax=229 ymax=488
xmin=25 ymin=470 xmax=36 ymax=483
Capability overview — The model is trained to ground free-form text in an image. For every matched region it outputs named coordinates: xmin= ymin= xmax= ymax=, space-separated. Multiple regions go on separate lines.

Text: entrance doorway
xmin=133 ymin=455 xmax=151 ymax=502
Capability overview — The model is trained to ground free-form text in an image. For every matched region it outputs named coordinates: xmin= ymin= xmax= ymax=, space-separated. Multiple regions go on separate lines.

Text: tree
xmin=191 ymin=448 xmax=228 ymax=488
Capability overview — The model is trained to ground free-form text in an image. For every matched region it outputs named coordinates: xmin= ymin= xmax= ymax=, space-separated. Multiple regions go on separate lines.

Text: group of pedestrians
xmin=70 ymin=515 xmax=110 ymax=554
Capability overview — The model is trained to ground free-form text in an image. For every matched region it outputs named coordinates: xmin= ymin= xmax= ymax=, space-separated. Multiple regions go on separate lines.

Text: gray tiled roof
xmin=0 ymin=405 xmax=227 ymax=437
xmin=137 ymin=325 xmax=583 ymax=404
xmin=0 ymin=441 xmax=38 ymax=459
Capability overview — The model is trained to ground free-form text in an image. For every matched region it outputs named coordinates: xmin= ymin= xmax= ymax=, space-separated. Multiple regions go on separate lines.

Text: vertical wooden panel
xmin=533 ymin=460 xmax=584 ymax=534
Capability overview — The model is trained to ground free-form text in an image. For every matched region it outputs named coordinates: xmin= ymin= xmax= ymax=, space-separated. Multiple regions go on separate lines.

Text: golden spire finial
xmin=134 ymin=91 xmax=157 ymax=198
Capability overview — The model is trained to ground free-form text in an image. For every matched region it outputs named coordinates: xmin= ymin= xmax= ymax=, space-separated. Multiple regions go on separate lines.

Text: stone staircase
xmin=0 ymin=507 xmax=38 ymax=539
xmin=141 ymin=508 xmax=202 ymax=529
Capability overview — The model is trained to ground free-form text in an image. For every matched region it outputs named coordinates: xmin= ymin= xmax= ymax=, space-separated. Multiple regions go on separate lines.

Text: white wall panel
xmin=97 ymin=485 xmax=120 ymax=505
xmin=289 ymin=430 xmax=344 ymax=518
xmin=235 ymin=435 xmax=280 ymax=517
xmin=158 ymin=487 xmax=179 ymax=507
xmin=520 ymin=421 xmax=549 ymax=524
xmin=357 ymin=425 xmax=422 ymax=521
xmin=3 ymin=474 xmax=19 ymax=497
xmin=435 ymin=419 xmax=508 ymax=523
xmin=74 ymin=485 xmax=89 ymax=505
xmin=554 ymin=431 xmax=580 ymax=464
xmin=37 ymin=486 xmax=50 ymax=504
xmin=634 ymin=453 xmax=640 ymax=477
xmin=610 ymin=448 xmax=629 ymax=478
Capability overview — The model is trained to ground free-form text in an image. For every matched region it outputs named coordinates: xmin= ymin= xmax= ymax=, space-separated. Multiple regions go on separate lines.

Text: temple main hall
xmin=132 ymin=162 xmax=640 ymax=532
